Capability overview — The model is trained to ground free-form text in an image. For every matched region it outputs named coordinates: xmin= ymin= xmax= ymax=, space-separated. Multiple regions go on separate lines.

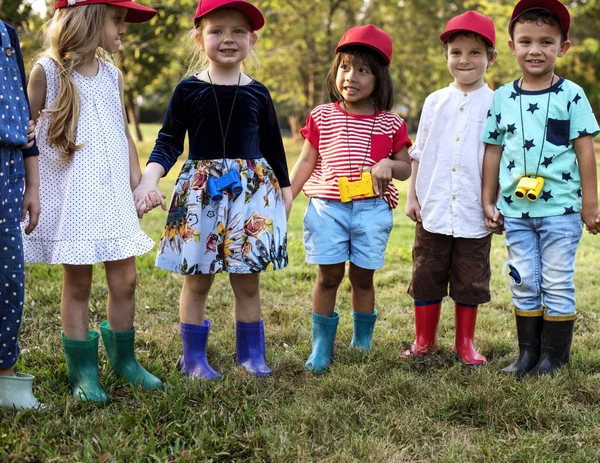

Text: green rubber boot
xmin=100 ymin=320 xmax=163 ymax=390
xmin=61 ymin=331 xmax=109 ymax=403
xmin=0 ymin=373 xmax=42 ymax=410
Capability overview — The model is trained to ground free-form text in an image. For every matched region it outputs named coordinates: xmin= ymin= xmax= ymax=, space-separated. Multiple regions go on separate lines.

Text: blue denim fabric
xmin=303 ymin=197 xmax=393 ymax=270
xmin=504 ymin=214 xmax=583 ymax=316
xmin=0 ymin=146 xmax=25 ymax=367
xmin=0 ymin=21 xmax=29 ymax=147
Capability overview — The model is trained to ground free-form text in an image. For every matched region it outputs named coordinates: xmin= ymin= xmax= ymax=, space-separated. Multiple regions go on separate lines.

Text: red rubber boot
xmin=454 ymin=303 xmax=487 ymax=365
xmin=403 ymin=300 xmax=442 ymax=357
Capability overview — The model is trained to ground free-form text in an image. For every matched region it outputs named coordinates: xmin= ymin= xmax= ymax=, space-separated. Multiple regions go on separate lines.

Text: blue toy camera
xmin=206 ymin=170 xmax=243 ymax=201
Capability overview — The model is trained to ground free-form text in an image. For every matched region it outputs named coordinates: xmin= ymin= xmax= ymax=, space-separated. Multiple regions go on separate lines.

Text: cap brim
xmin=440 ymin=28 xmax=494 ymax=47
xmin=122 ymin=1 xmax=157 ymax=23
xmin=335 ymin=41 xmax=391 ymax=66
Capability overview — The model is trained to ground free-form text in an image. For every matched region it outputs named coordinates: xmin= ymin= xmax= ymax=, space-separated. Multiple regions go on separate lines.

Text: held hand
xmin=133 ymin=181 xmax=166 ymax=218
xmin=582 ymin=206 xmax=600 ymax=235
xmin=23 ymin=120 xmax=36 ymax=150
xmin=405 ymin=196 xmax=422 ymax=223
xmin=365 ymin=159 xmax=393 ymax=197
xmin=21 ymin=186 xmax=40 ymax=234
xmin=281 ymin=186 xmax=293 ymax=221
xmin=483 ymin=203 xmax=504 ymax=234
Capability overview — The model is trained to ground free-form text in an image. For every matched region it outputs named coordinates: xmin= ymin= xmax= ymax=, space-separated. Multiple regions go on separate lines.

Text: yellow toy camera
xmin=338 ymin=172 xmax=376 ymax=202
xmin=514 ymin=176 xmax=545 ymax=202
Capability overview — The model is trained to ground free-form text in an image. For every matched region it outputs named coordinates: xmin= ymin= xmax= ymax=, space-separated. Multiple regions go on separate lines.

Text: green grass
xmin=2 ymin=126 xmax=600 ymax=462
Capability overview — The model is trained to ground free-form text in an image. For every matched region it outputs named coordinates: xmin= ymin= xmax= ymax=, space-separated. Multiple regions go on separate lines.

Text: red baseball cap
xmin=194 ymin=0 xmax=264 ymax=30
xmin=336 ymin=25 xmax=393 ymax=66
xmin=53 ymin=0 xmax=157 ymax=23
xmin=509 ymin=0 xmax=570 ymax=38
xmin=440 ymin=11 xmax=496 ymax=47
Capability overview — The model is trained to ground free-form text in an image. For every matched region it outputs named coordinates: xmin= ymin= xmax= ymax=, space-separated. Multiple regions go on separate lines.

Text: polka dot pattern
xmin=0 ymin=145 xmax=25 ymax=368
xmin=0 ymin=21 xmax=29 ymax=147
xmin=22 ymin=58 xmax=154 ymax=265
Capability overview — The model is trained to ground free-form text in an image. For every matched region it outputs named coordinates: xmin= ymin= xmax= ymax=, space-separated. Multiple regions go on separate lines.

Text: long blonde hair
xmin=42 ymin=4 xmax=107 ymax=163
xmin=184 ymin=9 xmax=260 ymax=78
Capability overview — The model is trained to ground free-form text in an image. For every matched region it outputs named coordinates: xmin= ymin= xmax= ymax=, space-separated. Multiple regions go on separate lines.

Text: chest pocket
xmin=546 ymin=118 xmax=570 ymax=147
xmin=0 ymin=20 xmax=29 ymax=148
xmin=370 ymin=134 xmax=393 ymax=162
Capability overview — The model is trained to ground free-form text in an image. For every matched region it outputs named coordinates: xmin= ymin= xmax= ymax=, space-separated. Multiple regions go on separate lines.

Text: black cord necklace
xmin=207 ymin=70 xmax=241 ymax=168
xmin=343 ymin=101 xmax=377 ymax=182
xmin=518 ymin=74 xmax=554 ymax=178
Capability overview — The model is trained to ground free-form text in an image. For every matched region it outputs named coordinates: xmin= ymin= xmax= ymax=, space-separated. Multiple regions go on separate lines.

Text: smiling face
xmin=334 ymin=54 xmax=377 ymax=114
xmin=101 ymin=6 xmax=127 ymax=54
xmin=445 ymin=33 xmax=496 ymax=93
xmin=198 ymin=8 xmax=257 ymax=70
xmin=509 ymin=20 xmax=570 ymax=86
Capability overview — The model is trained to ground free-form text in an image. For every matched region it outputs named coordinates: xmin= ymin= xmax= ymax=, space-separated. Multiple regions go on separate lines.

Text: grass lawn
xmin=2 ymin=124 xmax=600 ymax=462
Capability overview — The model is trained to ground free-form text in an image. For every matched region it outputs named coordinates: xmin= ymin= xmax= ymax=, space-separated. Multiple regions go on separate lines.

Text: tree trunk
xmin=288 ymin=114 xmax=302 ymax=141
xmin=125 ymin=92 xmax=143 ymax=142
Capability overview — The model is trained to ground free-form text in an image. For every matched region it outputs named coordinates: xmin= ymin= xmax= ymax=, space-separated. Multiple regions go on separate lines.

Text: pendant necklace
xmin=207 ymin=70 xmax=241 ymax=169
xmin=518 ymin=74 xmax=555 ymax=179
xmin=343 ymin=101 xmax=377 ymax=182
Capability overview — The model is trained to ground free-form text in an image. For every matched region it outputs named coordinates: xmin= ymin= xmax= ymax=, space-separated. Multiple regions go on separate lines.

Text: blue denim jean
xmin=504 ymin=214 xmax=583 ymax=316
xmin=0 ymin=146 xmax=25 ymax=368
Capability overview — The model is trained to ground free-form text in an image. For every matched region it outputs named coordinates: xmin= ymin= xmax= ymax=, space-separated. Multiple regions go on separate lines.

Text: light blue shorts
xmin=303 ymin=197 xmax=393 ymax=270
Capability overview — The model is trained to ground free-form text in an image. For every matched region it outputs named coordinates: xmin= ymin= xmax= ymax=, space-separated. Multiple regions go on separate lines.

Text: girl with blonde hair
xmin=25 ymin=0 xmax=162 ymax=402
xmin=135 ymin=0 xmax=291 ymax=379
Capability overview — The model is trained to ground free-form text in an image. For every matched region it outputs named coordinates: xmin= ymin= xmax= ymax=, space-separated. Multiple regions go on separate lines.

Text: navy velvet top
xmin=5 ymin=22 xmax=38 ymax=157
xmin=148 ymin=76 xmax=290 ymax=187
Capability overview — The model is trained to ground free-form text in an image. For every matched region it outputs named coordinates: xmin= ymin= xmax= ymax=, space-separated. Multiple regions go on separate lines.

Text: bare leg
xmin=61 ymin=264 xmax=93 ymax=340
xmin=105 ymin=257 xmax=137 ymax=332
xmin=180 ymin=274 xmax=214 ymax=325
xmin=312 ymin=263 xmax=345 ymax=317
xmin=348 ymin=263 xmax=375 ymax=314
xmin=0 ymin=367 xmax=14 ymax=376
xmin=229 ymin=273 xmax=261 ymax=322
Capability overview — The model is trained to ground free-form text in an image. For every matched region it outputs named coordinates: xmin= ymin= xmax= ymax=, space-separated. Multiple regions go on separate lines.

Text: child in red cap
xmin=135 ymin=0 xmax=290 ymax=379
xmin=25 ymin=0 xmax=161 ymax=402
xmin=290 ymin=25 xmax=412 ymax=374
xmin=482 ymin=0 xmax=600 ymax=376
xmin=404 ymin=11 xmax=497 ymax=365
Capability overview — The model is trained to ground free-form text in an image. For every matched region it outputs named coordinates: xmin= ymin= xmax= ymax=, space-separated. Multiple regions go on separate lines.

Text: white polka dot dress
xmin=22 ymin=58 xmax=154 ymax=264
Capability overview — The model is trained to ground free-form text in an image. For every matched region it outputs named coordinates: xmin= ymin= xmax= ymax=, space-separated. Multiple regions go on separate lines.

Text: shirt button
xmin=455 ymin=137 xmax=460 ymax=142
xmin=452 ymin=167 xmax=457 ymax=172
xmin=460 ymin=108 xmax=465 ymax=112
xmin=452 ymin=196 xmax=456 ymax=201
xmin=463 ymin=93 xmax=467 ymax=97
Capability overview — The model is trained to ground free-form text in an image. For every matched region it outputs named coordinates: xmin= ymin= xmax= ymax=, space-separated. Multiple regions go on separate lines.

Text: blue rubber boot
xmin=349 ymin=309 xmax=377 ymax=352
xmin=305 ymin=312 xmax=339 ymax=374
xmin=100 ymin=320 xmax=163 ymax=390
xmin=235 ymin=320 xmax=272 ymax=377
xmin=61 ymin=331 xmax=109 ymax=403
xmin=0 ymin=373 xmax=42 ymax=410
xmin=178 ymin=320 xmax=222 ymax=380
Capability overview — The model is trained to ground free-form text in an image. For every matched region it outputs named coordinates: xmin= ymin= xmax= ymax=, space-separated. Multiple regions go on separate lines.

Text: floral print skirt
xmin=156 ymin=158 xmax=288 ymax=274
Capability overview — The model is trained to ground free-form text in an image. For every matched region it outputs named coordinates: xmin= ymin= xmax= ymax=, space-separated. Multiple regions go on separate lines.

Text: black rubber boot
xmin=499 ymin=309 xmax=543 ymax=376
xmin=527 ymin=315 xmax=575 ymax=377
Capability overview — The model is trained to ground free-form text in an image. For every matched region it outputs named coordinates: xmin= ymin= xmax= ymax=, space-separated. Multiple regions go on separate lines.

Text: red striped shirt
xmin=300 ymin=102 xmax=411 ymax=209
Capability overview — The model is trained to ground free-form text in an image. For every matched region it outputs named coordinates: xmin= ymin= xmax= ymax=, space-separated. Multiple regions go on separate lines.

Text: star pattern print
xmin=481 ymin=77 xmax=600 ymax=219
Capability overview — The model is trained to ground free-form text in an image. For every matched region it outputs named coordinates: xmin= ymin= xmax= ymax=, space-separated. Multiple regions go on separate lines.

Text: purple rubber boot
xmin=235 ymin=319 xmax=272 ymax=377
xmin=178 ymin=320 xmax=221 ymax=380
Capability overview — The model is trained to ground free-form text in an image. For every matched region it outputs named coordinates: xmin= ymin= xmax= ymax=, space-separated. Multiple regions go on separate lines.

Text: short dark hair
xmin=510 ymin=9 xmax=567 ymax=42
xmin=442 ymin=31 xmax=496 ymax=61
xmin=324 ymin=45 xmax=394 ymax=111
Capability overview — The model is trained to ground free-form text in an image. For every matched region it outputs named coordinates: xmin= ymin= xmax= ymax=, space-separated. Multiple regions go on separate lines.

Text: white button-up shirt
xmin=410 ymin=84 xmax=493 ymax=238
